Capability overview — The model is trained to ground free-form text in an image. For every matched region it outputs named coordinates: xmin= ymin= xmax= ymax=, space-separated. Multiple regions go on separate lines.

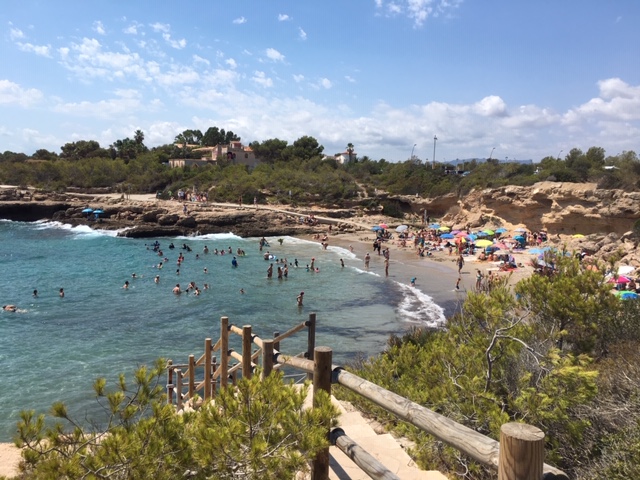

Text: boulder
xmin=157 ymin=214 xmax=180 ymax=226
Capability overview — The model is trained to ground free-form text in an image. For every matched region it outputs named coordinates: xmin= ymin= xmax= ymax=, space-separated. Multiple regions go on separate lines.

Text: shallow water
xmin=0 ymin=221 xmax=449 ymax=440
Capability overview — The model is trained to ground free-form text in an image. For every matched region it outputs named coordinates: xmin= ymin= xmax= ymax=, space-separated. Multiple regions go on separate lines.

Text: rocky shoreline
xmin=0 ymin=188 xmax=359 ymax=238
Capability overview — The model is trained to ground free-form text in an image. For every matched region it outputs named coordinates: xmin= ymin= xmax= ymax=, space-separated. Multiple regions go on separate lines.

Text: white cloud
xmin=473 ymin=95 xmax=507 ymax=117
xmin=298 ymin=28 xmax=307 ymax=40
xmin=345 ymin=75 xmax=356 ymax=83
xmin=252 ymin=71 xmax=273 ymax=87
xmin=93 ymin=21 xmax=106 ymax=35
xmin=162 ymin=32 xmax=187 ymax=49
xmin=265 ymin=48 xmax=285 ymax=62
xmin=9 ymin=27 xmax=25 ymax=40
xmin=0 ymin=79 xmax=43 ymax=107
xmin=233 ymin=17 xmax=247 ymax=25
xmin=53 ymin=89 xmax=142 ymax=118
xmin=193 ymin=54 xmax=210 ymax=66
xmin=225 ymin=58 xmax=237 ymax=69
xmin=150 ymin=22 xmax=170 ymax=33
xmin=319 ymin=78 xmax=332 ymax=89
xmin=124 ymin=22 xmax=141 ymax=35
xmin=278 ymin=14 xmax=290 ymax=21
xmin=564 ymin=78 xmax=640 ymax=124
xmin=375 ymin=0 xmax=463 ymax=27
xmin=293 ymin=74 xmax=305 ymax=83
xmin=17 ymin=42 xmax=52 ymax=57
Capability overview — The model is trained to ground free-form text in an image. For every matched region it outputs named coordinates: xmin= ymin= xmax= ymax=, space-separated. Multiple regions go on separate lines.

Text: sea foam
xmin=395 ymin=281 xmax=446 ymax=327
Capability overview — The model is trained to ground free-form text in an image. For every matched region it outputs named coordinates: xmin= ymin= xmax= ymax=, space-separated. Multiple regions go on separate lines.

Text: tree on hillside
xmin=249 ymin=138 xmax=289 ymax=163
xmin=202 ymin=126 xmax=240 ymax=146
xmin=174 ymin=129 xmax=203 ymax=146
xmin=346 ymin=142 xmax=355 ymax=163
xmin=134 ymin=129 xmax=145 ymax=146
xmin=31 ymin=149 xmax=58 ymax=161
xmin=283 ymin=136 xmax=324 ymax=161
xmin=60 ymin=140 xmax=109 ymax=160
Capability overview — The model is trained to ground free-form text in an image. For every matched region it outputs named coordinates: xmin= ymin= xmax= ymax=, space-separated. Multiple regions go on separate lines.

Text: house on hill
xmin=169 ymin=141 xmax=259 ymax=168
xmin=324 ymin=150 xmax=357 ymax=164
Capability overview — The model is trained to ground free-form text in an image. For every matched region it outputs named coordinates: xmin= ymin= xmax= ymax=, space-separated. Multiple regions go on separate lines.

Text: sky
xmin=1 ymin=0 xmax=639 ymax=163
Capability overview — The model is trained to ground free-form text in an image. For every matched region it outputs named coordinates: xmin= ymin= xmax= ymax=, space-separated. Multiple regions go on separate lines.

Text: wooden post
xmin=204 ymin=338 xmax=212 ymax=400
xmin=312 ymin=346 xmax=332 ymax=480
xmin=211 ymin=356 xmax=217 ymax=398
xmin=498 ymin=423 xmax=544 ymax=480
xmin=188 ymin=354 xmax=195 ymax=401
xmin=175 ymin=368 xmax=183 ymax=410
xmin=273 ymin=331 xmax=280 ymax=351
xmin=166 ymin=360 xmax=173 ymax=405
xmin=306 ymin=313 xmax=316 ymax=381
xmin=262 ymin=339 xmax=274 ymax=379
xmin=230 ymin=371 xmax=237 ymax=386
xmin=221 ymin=316 xmax=229 ymax=389
xmin=242 ymin=325 xmax=252 ymax=380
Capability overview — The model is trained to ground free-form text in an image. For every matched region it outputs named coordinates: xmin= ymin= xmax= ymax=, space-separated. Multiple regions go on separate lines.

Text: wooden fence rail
xmin=168 ymin=315 xmax=569 ymax=480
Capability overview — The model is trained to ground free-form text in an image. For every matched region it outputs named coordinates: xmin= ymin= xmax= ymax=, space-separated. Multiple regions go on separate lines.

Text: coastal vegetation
xmin=13 ymin=363 xmax=338 ymax=479
xmin=336 ymin=252 xmax=640 ymax=479
xmin=1 ymin=129 xmax=639 ymax=207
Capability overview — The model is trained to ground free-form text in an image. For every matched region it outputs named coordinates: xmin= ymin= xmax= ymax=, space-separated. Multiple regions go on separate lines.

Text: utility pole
xmin=432 ymin=135 xmax=437 ymax=169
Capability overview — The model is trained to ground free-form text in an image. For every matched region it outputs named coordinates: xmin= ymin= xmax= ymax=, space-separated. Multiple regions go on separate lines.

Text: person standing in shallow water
xmin=364 ymin=252 xmax=370 ymax=269
xmin=297 ymin=291 xmax=304 ymax=307
xmin=59 ymin=288 xmax=64 ymax=298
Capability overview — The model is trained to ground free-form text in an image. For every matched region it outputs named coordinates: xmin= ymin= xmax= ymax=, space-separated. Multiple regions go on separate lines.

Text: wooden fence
xmin=167 ymin=315 xmax=568 ymax=480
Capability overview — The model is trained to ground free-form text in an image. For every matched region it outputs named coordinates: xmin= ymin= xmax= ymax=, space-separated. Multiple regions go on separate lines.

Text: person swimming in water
xmin=231 ymin=256 xmax=238 ymax=268
xmin=154 ymin=275 xmax=160 ymax=284
xmin=173 ymin=284 xmax=181 ymax=294
xmin=123 ymin=281 xmax=129 ymax=289
xmin=59 ymin=288 xmax=65 ymax=298
xmin=3 ymin=305 xmax=17 ymax=312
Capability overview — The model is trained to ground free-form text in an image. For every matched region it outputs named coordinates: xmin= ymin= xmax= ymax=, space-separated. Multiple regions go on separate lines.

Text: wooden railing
xmin=167 ymin=316 xmax=569 ymax=480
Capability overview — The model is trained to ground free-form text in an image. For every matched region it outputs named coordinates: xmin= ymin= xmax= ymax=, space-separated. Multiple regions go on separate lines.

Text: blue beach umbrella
xmin=82 ymin=208 xmax=94 ymax=214
xmin=495 ymin=228 xmax=508 ymax=233
xmin=467 ymin=234 xmax=477 ymax=241
xmin=371 ymin=226 xmax=383 ymax=231
xmin=428 ymin=223 xmax=440 ymax=229
xmin=93 ymin=209 xmax=104 ymax=216
xmin=616 ymin=290 xmax=638 ymax=300
xmin=514 ymin=235 xmax=525 ymax=241
xmin=440 ymin=233 xmax=455 ymax=239
xmin=475 ymin=231 xmax=488 ymax=238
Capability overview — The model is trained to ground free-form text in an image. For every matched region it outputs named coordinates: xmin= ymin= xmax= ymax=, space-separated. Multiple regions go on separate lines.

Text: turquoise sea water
xmin=0 ymin=220 xmax=448 ymax=441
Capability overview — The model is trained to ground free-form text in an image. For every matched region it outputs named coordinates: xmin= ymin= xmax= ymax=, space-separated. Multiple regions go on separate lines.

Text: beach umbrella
xmin=572 ymin=233 xmax=585 ymax=238
xmin=494 ymin=242 xmax=509 ymax=250
xmin=395 ymin=225 xmax=408 ymax=232
xmin=616 ymin=290 xmax=638 ymax=300
xmin=451 ymin=230 xmax=461 ymax=234
xmin=485 ymin=245 xmax=500 ymax=252
xmin=455 ymin=231 xmax=468 ymax=237
xmin=455 ymin=237 xmax=467 ymax=244
xmin=475 ymin=231 xmax=488 ymax=237
xmin=514 ymin=235 xmax=525 ymax=241
xmin=609 ymin=275 xmax=631 ymax=284
xmin=482 ymin=229 xmax=495 ymax=236
xmin=440 ymin=233 xmax=455 ymax=239
xmin=438 ymin=226 xmax=450 ymax=232
xmin=475 ymin=239 xmax=493 ymax=247
xmin=515 ymin=227 xmax=528 ymax=232
xmin=618 ymin=265 xmax=636 ymax=276
xmin=528 ymin=248 xmax=546 ymax=254
xmin=467 ymin=234 xmax=477 ymax=241
xmin=82 ymin=208 xmax=94 ymax=214
xmin=371 ymin=226 xmax=383 ymax=231
xmin=495 ymin=228 xmax=508 ymax=233
xmin=428 ymin=223 xmax=440 ymax=229
xmin=379 ymin=223 xmax=388 ymax=229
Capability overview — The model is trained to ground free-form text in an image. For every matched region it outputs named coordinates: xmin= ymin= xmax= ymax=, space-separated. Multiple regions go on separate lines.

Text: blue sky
xmin=1 ymin=1 xmax=639 ymax=162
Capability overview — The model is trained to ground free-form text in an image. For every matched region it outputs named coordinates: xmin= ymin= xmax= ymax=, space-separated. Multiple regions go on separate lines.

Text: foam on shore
xmin=395 ymin=281 xmax=447 ymax=327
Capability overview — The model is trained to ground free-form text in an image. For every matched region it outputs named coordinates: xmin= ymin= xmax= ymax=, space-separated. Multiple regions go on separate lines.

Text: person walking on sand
xmin=457 ymin=254 xmax=464 ymax=274
xmin=384 ymin=257 xmax=389 ymax=277
xmin=455 ymin=277 xmax=461 ymax=290
xmin=297 ymin=291 xmax=304 ymax=307
xmin=364 ymin=252 xmax=370 ymax=269
xmin=475 ymin=269 xmax=483 ymax=290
